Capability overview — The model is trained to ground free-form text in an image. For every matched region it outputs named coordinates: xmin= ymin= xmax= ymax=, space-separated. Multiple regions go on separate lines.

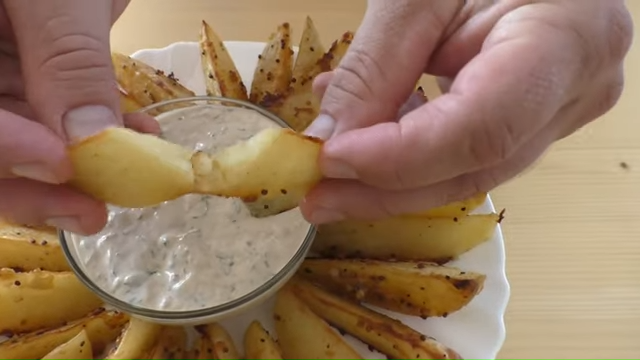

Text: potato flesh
xmin=41 ymin=330 xmax=93 ymax=360
xmin=104 ymin=317 xmax=161 ymax=360
xmin=67 ymin=126 xmax=322 ymax=214
xmin=0 ymin=219 xmax=69 ymax=271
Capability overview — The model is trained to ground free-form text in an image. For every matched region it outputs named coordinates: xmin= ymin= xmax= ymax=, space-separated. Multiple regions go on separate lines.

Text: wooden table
xmin=112 ymin=1 xmax=640 ymax=358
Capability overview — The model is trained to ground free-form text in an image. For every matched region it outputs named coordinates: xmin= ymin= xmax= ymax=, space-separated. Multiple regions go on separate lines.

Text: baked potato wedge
xmin=147 ymin=326 xmax=188 ymax=360
xmin=68 ymin=126 xmax=323 ymax=215
xmin=198 ymin=323 xmax=240 ymax=360
xmin=104 ymin=317 xmax=161 ymax=359
xmin=112 ymin=52 xmax=195 ymax=114
xmin=274 ymin=284 xmax=362 ymax=359
xmin=0 ymin=309 xmax=127 ymax=360
xmin=200 ymin=20 xmax=248 ymax=100
xmin=0 ymin=268 xmax=103 ymax=333
xmin=118 ymin=87 xmax=144 ymax=114
xmin=414 ymin=193 xmax=488 ymax=218
xmin=244 ymin=320 xmax=282 ymax=360
xmin=313 ymin=213 xmax=502 ymax=263
xmin=299 ymin=259 xmax=485 ymax=318
xmin=290 ymin=16 xmax=325 ymax=94
xmin=275 ymin=31 xmax=353 ymax=132
xmin=0 ymin=218 xmax=69 ymax=271
xmin=250 ymin=23 xmax=293 ymax=109
xmin=290 ymin=278 xmax=462 ymax=360
xmin=41 ymin=330 xmax=93 ymax=360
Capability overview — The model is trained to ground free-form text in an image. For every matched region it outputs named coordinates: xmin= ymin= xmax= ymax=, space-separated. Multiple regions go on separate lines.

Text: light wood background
xmin=112 ymin=1 xmax=640 ymax=358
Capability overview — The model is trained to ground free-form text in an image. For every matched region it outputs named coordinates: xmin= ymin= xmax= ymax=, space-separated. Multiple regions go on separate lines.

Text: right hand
xmin=0 ymin=0 xmax=159 ymax=235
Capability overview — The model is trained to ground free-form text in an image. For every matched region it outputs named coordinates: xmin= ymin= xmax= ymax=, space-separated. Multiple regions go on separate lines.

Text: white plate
xmin=131 ymin=41 xmax=510 ymax=360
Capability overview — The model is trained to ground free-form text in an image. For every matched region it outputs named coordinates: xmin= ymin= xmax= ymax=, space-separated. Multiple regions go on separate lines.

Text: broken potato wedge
xmin=67 ymin=126 xmax=323 ymax=216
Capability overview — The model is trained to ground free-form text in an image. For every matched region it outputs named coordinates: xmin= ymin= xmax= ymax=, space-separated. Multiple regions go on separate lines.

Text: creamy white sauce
xmin=68 ymin=105 xmax=311 ymax=311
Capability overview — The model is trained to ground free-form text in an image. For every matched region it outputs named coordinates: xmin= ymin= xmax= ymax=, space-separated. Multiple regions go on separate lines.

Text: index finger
xmin=320 ymin=22 xmax=581 ymax=190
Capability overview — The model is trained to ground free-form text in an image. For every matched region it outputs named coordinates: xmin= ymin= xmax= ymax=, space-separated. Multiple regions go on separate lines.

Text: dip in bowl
xmin=59 ymin=96 xmax=316 ymax=325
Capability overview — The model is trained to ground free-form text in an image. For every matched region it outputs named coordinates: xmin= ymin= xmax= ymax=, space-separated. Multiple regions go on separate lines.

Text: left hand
xmin=301 ymin=0 xmax=634 ymax=224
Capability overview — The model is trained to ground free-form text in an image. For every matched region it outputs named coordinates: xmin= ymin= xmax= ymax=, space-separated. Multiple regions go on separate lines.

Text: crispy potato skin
xmin=413 ymin=193 xmax=488 ymax=218
xmin=198 ymin=323 xmax=241 ymax=360
xmin=148 ymin=326 xmax=188 ymax=360
xmin=0 ymin=269 xmax=104 ymax=334
xmin=274 ymin=31 xmax=353 ymax=132
xmin=0 ymin=309 xmax=128 ymax=360
xmin=313 ymin=213 xmax=501 ymax=262
xmin=200 ymin=20 xmax=249 ymax=100
xmin=290 ymin=278 xmax=462 ymax=360
xmin=250 ymin=23 xmax=294 ymax=109
xmin=274 ymin=284 xmax=362 ymax=359
xmin=244 ymin=321 xmax=283 ymax=360
xmin=41 ymin=330 xmax=93 ymax=360
xmin=299 ymin=259 xmax=485 ymax=318
xmin=0 ymin=219 xmax=69 ymax=272
xmin=104 ymin=317 xmax=161 ymax=360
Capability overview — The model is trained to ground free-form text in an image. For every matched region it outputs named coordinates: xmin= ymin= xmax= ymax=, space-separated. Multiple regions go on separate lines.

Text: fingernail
xmin=11 ymin=163 xmax=60 ymax=184
xmin=45 ymin=216 xmax=84 ymax=234
xmin=304 ymin=114 xmax=336 ymax=140
xmin=324 ymin=160 xmax=358 ymax=179
xmin=63 ymin=105 xmax=118 ymax=141
xmin=309 ymin=208 xmax=346 ymax=224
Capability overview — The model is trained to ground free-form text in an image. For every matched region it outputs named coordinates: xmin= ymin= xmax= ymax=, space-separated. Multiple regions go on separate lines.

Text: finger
xmin=319 ymin=22 xmax=583 ymax=190
xmin=123 ymin=112 xmax=161 ymax=135
xmin=0 ymin=52 xmax=22 ymax=96
xmin=112 ymin=0 xmax=131 ymax=23
xmin=0 ymin=178 xmax=107 ymax=235
xmin=4 ymin=0 xmax=122 ymax=142
xmin=0 ymin=96 xmax=31 ymax=118
xmin=311 ymin=71 xmax=334 ymax=99
xmin=301 ymin=116 xmax=558 ymax=223
xmin=0 ymin=108 xmax=71 ymax=183
xmin=304 ymin=0 xmax=464 ymax=140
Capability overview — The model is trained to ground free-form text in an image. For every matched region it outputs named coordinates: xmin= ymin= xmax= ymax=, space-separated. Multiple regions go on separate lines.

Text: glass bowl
xmin=59 ymin=96 xmax=316 ymax=325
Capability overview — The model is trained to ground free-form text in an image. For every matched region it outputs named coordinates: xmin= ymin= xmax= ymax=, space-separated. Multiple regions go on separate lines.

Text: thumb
xmin=304 ymin=0 xmax=463 ymax=140
xmin=4 ymin=0 xmax=122 ymax=143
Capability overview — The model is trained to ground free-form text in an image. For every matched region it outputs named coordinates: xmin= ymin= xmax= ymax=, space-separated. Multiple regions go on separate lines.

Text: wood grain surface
xmin=111 ymin=1 xmax=640 ymax=358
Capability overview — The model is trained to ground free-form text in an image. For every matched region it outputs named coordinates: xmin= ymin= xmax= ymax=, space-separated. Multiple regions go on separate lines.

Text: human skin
xmin=301 ymin=0 xmax=634 ymax=224
xmin=0 ymin=0 xmax=159 ymax=234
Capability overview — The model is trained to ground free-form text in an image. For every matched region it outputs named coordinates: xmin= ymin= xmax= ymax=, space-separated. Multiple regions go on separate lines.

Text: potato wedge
xmin=198 ymin=323 xmax=240 ymax=360
xmin=68 ymin=127 xmax=195 ymax=208
xmin=299 ymin=259 xmax=485 ymax=318
xmin=193 ymin=128 xmax=323 ymax=217
xmin=290 ymin=278 xmax=462 ymax=360
xmin=244 ymin=320 xmax=282 ymax=360
xmin=274 ymin=284 xmax=362 ymax=359
xmin=275 ymin=31 xmax=353 ymax=132
xmin=112 ymin=52 xmax=195 ymax=114
xmin=0 ymin=268 xmax=103 ymax=333
xmin=200 ymin=20 xmax=248 ymax=100
xmin=68 ymin=126 xmax=323 ymax=215
xmin=147 ymin=326 xmax=188 ymax=360
xmin=104 ymin=317 xmax=161 ymax=359
xmin=119 ymin=87 xmax=144 ymax=114
xmin=0 ymin=309 xmax=127 ymax=360
xmin=413 ymin=193 xmax=488 ymax=218
xmin=313 ymin=213 xmax=502 ymax=263
xmin=290 ymin=16 xmax=326 ymax=94
xmin=0 ymin=218 xmax=69 ymax=271
xmin=185 ymin=330 xmax=215 ymax=359
xmin=42 ymin=330 xmax=93 ymax=360
xmin=250 ymin=23 xmax=294 ymax=109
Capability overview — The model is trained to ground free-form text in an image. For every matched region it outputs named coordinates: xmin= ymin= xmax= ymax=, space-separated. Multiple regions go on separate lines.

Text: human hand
xmin=0 ymin=0 xmax=160 ymax=234
xmin=301 ymin=0 xmax=633 ymax=223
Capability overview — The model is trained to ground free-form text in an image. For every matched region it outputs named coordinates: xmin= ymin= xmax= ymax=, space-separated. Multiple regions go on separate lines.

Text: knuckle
xmin=40 ymin=33 xmax=111 ymax=82
xmin=605 ymin=2 xmax=634 ymax=62
xmin=327 ymin=47 xmax=384 ymax=104
xmin=594 ymin=69 xmax=625 ymax=118
xmin=468 ymin=118 xmax=518 ymax=167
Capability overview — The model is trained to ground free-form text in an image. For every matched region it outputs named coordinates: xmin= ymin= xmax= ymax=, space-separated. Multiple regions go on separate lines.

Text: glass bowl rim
xmin=58 ymin=95 xmax=317 ymax=321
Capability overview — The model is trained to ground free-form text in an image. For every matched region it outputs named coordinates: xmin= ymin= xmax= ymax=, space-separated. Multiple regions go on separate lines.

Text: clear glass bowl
xmin=59 ymin=96 xmax=316 ymax=325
